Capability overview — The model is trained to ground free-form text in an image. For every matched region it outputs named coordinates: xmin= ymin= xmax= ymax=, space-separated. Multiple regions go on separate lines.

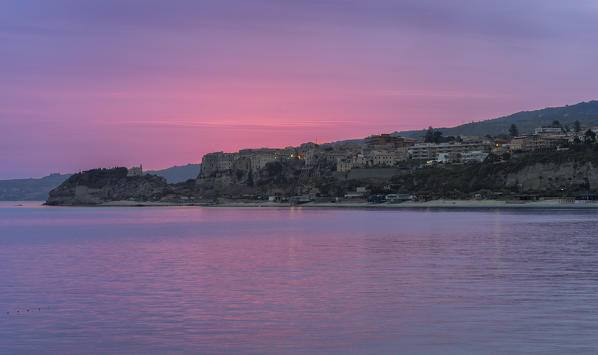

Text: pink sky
xmin=1 ymin=0 xmax=598 ymax=178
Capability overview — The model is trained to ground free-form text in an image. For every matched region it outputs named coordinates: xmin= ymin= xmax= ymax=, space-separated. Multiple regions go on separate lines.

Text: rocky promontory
xmin=45 ymin=167 xmax=195 ymax=205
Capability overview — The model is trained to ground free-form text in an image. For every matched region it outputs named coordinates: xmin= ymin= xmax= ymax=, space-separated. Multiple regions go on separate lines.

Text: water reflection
xmin=1 ymin=206 xmax=598 ymax=353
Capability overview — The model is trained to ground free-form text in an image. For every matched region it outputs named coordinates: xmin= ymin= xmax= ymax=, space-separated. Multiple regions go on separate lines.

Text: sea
xmin=1 ymin=202 xmax=598 ymax=354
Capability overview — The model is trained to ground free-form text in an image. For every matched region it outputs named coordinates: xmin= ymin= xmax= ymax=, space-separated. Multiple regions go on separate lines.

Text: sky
xmin=1 ymin=0 xmax=598 ymax=178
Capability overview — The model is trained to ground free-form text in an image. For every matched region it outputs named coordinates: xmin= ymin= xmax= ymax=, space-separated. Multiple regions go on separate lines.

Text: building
xmin=371 ymin=151 xmax=402 ymax=166
xmin=364 ymin=134 xmax=415 ymax=149
xmin=461 ymin=151 xmax=489 ymax=163
xmin=127 ymin=165 xmax=143 ymax=176
xmin=437 ymin=152 xmax=462 ymax=164
xmin=337 ymin=159 xmax=354 ymax=173
xmin=200 ymin=152 xmax=237 ymax=175
xmin=408 ymin=141 xmax=492 ymax=161
xmin=511 ymin=134 xmax=568 ymax=152
xmin=510 ymin=136 xmax=532 ymax=151
xmin=534 ymin=127 xmax=565 ymax=136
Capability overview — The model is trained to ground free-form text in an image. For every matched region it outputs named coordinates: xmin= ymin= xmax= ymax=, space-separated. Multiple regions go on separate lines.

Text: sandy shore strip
xmin=213 ymin=199 xmax=598 ymax=209
xmin=76 ymin=199 xmax=598 ymax=209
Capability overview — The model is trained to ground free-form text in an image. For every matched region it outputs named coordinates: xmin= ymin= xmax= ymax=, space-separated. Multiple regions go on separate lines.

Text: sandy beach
xmin=86 ymin=199 xmax=598 ymax=209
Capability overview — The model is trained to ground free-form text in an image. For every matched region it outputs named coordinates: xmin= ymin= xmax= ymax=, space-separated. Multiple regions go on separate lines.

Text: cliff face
xmin=46 ymin=168 xmax=172 ymax=205
xmin=504 ymin=161 xmax=598 ymax=192
xmin=196 ymin=158 xmax=307 ymax=198
xmin=388 ymin=148 xmax=598 ymax=197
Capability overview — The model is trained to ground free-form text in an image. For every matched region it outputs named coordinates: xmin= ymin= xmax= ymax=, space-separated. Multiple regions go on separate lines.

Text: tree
xmin=584 ymin=129 xmax=596 ymax=143
xmin=433 ymin=130 xmax=443 ymax=143
xmin=551 ymin=120 xmax=561 ymax=128
xmin=574 ymin=120 xmax=582 ymax=133
xmin=509 ymin=124 xmax=519 ymax=137
xmin=424 ymin=126 xmax=434 ymax=143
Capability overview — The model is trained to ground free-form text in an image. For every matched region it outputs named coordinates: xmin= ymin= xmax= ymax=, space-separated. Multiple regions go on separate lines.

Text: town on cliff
xmin=46 ymin=119 xmax=598 ymax=206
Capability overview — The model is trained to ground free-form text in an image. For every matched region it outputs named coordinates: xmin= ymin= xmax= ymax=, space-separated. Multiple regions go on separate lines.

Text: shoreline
xmin=37 ymin=199 xmax=598 ymax=209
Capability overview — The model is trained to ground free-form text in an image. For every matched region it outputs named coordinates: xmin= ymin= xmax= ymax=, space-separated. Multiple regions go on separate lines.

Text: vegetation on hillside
xmin=310 ymin=145 xmax=598 ymax=199
xmin=394 ymin=100 xmax=598 ymax=138
xmin=0 ymin=173 xmax=71 ymax=201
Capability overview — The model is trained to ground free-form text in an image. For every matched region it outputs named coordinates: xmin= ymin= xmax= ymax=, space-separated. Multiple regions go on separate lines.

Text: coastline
xmin=41 ymin=199 xmax=598 ymax=209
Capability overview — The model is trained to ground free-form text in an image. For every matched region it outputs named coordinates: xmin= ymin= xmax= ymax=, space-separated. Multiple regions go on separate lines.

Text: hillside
xmin=145 ymin=163 xmax=201 ymax=183
xmin=46 ymin=168 xmax=168 ymax=205
xmin=0 ymin=173 xmax=72 ymax=201
xmin=386 ymin=146 xmax=598 ymax=198
xmin=394 ymin=100 xmax=598 ymax=139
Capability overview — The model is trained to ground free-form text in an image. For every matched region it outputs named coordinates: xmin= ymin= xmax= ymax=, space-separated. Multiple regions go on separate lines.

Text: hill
xmin=145 ymin=163 xmax=201 ymax=183
xmin=394 ymin=100 xmax=598 ymax=139
xmin=46 ymin=168 xmax=170 ymax=205
xmin=0 ymin=173 xmax=72 ymax=201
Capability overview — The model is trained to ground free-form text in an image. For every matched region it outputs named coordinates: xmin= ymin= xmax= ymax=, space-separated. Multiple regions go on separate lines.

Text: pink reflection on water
xmin=1 ymin=207 xmax=598 ymax=353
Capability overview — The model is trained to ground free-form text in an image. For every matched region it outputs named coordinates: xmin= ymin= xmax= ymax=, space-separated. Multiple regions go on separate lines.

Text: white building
xmin=408 ymin=142 xmax=492 ymax=161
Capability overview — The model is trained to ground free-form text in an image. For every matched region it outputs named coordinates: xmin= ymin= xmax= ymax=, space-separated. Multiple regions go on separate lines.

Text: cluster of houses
xmin=335 ymin=134 xmax=495 ymax=172
xmin=200 ymin=147 xmax=308 ymax=176
xmin=198 ymin=125 xmax=598 ymax=177
xmin=509 ymin=127 xmax=597 ymax=152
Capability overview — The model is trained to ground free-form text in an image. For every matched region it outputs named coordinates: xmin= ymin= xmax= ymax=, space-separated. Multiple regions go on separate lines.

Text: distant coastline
xmin=42 ymin=101 xmax=598 ymax=207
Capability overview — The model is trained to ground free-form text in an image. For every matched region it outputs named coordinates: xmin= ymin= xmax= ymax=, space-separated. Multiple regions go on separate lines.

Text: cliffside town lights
xmin=199 ymin=126 xmax=598 ymax=176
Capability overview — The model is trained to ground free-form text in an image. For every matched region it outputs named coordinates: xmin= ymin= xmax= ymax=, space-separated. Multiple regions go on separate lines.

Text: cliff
xmin=386 ymin=147 xmax=598 ymax=198
xmin=194 ymin=141 xmax=598 ymax=200
xmin=196 ymin=157 xmax=309 ymax=198
xmin=46 ymin=168 xmax=175 ymax=205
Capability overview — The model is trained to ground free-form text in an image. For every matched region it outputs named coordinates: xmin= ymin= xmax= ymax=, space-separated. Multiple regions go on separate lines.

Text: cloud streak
xmin=111 ymin=119 xmax=365 ymax=130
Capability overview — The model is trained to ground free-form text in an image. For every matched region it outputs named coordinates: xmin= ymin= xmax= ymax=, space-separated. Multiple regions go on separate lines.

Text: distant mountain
xmin=394 ymin=100 xmax=598 ymax=139
xmin=0 ymin=173 xmax=72 ymax=201
xmin=330 ymin=101 xmax=598 ymax=145
xmin=145 ymin=163 xmax=201 ymax=183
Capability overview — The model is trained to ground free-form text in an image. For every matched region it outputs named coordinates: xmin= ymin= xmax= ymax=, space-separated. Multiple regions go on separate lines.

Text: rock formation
xmin=46 ymin=168 xmax=176 ymax=205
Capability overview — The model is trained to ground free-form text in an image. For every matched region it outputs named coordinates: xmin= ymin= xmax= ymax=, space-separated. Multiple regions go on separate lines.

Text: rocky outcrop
xmin=196 ymin=158 xmax=307 ymax=198
xmin=388 ymin=148 xmax=598 ymax=197
xmin=46 ymin=168 xmax=173 ymax=205
xmin=505 ymin=161 xmax=598 ymax=193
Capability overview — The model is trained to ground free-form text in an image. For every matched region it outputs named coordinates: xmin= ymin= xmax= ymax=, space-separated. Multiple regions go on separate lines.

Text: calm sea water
xmin=1 ymin=202 xmax=598 ymax=354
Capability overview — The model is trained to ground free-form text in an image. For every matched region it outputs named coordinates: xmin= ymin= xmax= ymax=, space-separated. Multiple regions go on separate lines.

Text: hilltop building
xmin=127 ymin=165 xmax=143 ymax=177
